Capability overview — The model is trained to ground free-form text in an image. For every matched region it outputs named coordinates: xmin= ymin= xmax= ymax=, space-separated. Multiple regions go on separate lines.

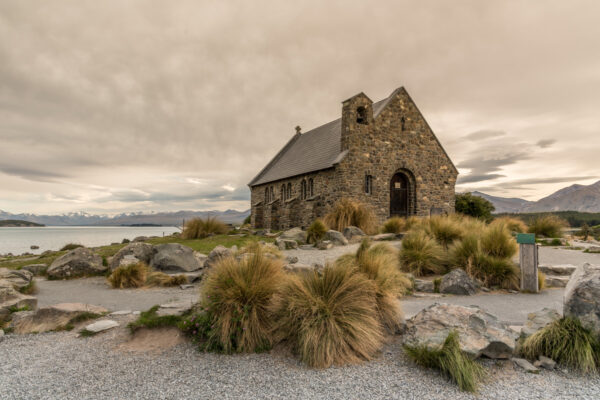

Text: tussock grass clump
xmin=472 ymin=254 xmax=519 ymax=290
xmin=201 ymin=246 xmax=285 ymax=353
xmin=404 ymin=331 xmax=486 ymax=392
xmin=520 ymin=317 xmax=600 ymax=373
xmin=490 ymin=216 xmax=527 ymax=233
xmin=236 ymin=241 xmax=283 ymax=259
xmin=60 ymin=243 xmax=83 ymax=251
xmin=182 ymin=216 xmax=229 ymax=239
xmin=146 ymin=271 xmax=188 ymax=287
xmin=271 ymin=263 xmax=384 ymax=368
xmin=336 ymin=240 xmax=411 ymax=331
xmin=480 ymin=225 xmax=518 ymax=259
xmin=449 ymin=234 xmax=480 ymax=271
xmin=528 ymin=215 xmax=568 ymax=238
xmin=306 ymin=219 xmax=328 ymax=244
xmin=108 ymin=262 xmax=149 ymax=288
xmin=324 ymin=198 xmax=376 ymax=235
xmin=426 ymin=216 xmax=464 ymax=248
xmin=382 ymin=217 xmax=405 ymax=234
xmin=399 ymin=230 xmax=446 ymax=276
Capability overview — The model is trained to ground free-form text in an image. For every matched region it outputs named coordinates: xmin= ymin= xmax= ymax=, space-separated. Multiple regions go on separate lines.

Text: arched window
xmin=287 ymin=183 xmax=292 ymax=199
xmin=270 ymin=186 xmax=274 ymax=202
xmin=265 ymin=187 xmax=269 ymax=202
xmin=356 ymin=106 xmax=368 ymax=125
xmin=365 ymin=174 xmax=373 ymax=195
xmin=308 ymin=178 xmax=314 ymax=197
xmin=281 ymin=185 xmax=285 ymax=200
xmin=400 ymin=116 xmax=406 ymax=131
xmin=301 ymin=180 xmax=307 ymax=200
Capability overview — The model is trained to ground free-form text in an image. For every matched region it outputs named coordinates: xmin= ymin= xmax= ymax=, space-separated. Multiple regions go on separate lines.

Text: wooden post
xmin=517 ymin=233 xmax=538 ymax=293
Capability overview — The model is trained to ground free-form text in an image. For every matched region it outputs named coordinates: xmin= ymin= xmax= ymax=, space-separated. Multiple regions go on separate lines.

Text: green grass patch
xmin=128 ymin=305 xmax=186 ymax=333
xmin=18 ymin=281 xmax=37 ymax=295
xmin=404 ymin=331 xmax=486 ymax=392
xmin=79 ymin=328 xmax=98 ymax=337
xmin=8 ymin=305 xmax=32 ymax=313
xmin=146 ymin=234 xmax=273 ymax=254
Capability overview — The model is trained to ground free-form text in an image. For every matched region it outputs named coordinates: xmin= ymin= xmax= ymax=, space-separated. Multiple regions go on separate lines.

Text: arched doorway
xmin=390 ymin=172 xmax=410 ymax=217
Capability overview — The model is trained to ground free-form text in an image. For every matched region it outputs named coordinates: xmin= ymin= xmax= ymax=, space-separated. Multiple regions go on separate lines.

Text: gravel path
xmin=1 ymin=320 xmax=599 ymax=400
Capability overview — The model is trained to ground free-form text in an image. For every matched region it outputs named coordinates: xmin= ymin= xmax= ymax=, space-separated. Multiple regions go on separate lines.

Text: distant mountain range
xmin=0 ymin=209 xmax=251 ymax=226
xmin=472 ymin=180 xmax=600 ymax=213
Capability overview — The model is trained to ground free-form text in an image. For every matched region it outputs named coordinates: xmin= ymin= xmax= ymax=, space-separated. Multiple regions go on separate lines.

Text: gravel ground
xmin=1 ymin=319 xmax=599 ymax=400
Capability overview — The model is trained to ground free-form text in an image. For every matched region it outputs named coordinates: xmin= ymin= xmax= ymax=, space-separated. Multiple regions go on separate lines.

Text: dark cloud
xmin=536 ymin=139 xmax=556 ymax=148
xmin=463 ymin=130 xmax=506 ymax=141
xmin=456 ymin=174 xmax=505 ymax=184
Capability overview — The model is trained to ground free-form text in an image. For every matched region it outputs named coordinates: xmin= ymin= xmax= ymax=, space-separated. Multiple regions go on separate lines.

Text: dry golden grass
xmin=480 ymin=224 xmax=518 ymax=259
xmin=336 ymin=240 xmax=411 ymax=331
xmin=324 ymin=198 xmax=377 ymax=234
xmin=381 ymin=217 xmax=405 ymax=234
xmin=146 ymin=271 xmax=188 ymax=287
xmin=270 ymin=263 xmax=384 ymax=368
xmin=182 ymin=216 xmax=229 ymax=239
xmin=399 ymin=230 xmax=446 ymax=276
xmin=528 ymin=215 xmax=568 ymax=238
xmin=490 ymin=216 xmax=527 ymax=233
xmin=307 ymin=219 xmax=328 ymax=244
xmin=201 ymin=246 xmax=285 ymax=353
xmin=108 ymin=262 xmax=149 ymax=288
xmin=426 ymin=215 xmax=465 ymax=248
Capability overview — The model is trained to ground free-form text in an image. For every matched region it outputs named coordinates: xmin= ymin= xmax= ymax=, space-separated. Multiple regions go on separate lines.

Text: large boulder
xmin=10 ymin=303 xmax=107 ymax=334
xmin=150 ymin=243 xmax=205 ymax=272
xmin=440 ymin=269 xmax=478 ymax=295
xmin=47 ymin=248 xmax=106 ymax=279
xmin=0 ymin=281 xmax=37 ymax=322
xmin=279 ymin=227 xmax=307 ymax=244
xmin=325 ymin=230 xmax=348 ymax=246
xmin=563 ymin=263 xmax=600 ymax=334
xmin=110 ymin=242 xmax=154 ymax=270
xmin=343 ymin=226 xmax=366 ymax=242
xmin=0 ymin=268 xmax=33 ymax=291
xmin=275 ymin=238 xmax=299 ymax=250
xmin=520 ymin=308 xmax=560 ymax=339
xmin=20 ymin=264 xmax=47 ymax=276
xmin=414 ymin=279 xmax=435 ymax=293
xmin=403 ymin=303 xmax=518 ymax=359
xmin=204 ymin=245 xmax=233 ymax=268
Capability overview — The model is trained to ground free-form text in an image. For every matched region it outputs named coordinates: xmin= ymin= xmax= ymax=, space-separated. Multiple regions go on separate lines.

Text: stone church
xmin=248 ymin=87 xmax=458 ymax=230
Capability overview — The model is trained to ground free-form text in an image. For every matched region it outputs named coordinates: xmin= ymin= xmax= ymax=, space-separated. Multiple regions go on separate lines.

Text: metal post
xmin=517 ymin=233 xmax=538 ymax=293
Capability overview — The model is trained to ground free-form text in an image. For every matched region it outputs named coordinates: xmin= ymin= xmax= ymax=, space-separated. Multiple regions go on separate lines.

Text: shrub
xmin=121 ymin=238 xmax=130 ymax=244
xmin=404 ymin=216 xmax=426 ymax=231
xmin=404 ymin=331 xmax=486 ymax=392
xmin=382 ymin=217 xmax=405 ymax=234
xmin=449 ymin=234 xmax=480 ymax=271
xmin=270 ymin=263 xmax=384 ymax=368
xmin=60 ymin=243 xmax=83 ymax=251
xmin=520 ymin=317 xmax=600 ymax=373
xmin=146 ymin=271 xmax=188 ymax=287
xmin=324 ymin=198 xmax=376 ymax=234
xmin=452 ymin=214 xmax=486 ymax=235
xmin=399 ymin=230 xmax=446 ymax=276
xmin=472 ymin=254 xmax=519 ymax=290
xmin=480 ymin=225 xmax=518 ymax=259
xmin=427 ymin=216 xmax=464 ymax=248
xmin=108 ymin=262 xmax=149 ymax=288
xmin=490 ymin=216 xmax=527 ymax=233
xmin=306 ymin=219 xmax=328 ymax=244
xmin=200 ymin=246 xmax=285 ymax=353
xmin=455 ymin=193 xmax=495 ymax=222
xmin=182 ymin=216 xmax=229 ymax=239
xmin=243 ymin=215 xmax=251 ymax=225
xmin=528 ymin=215 xmax=568 ymax=238
xmin=336 ymin=240 xmax=411 ymax=331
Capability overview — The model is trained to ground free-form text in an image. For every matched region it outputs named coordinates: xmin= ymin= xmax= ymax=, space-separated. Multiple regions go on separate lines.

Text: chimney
xmin=295 ymin=126 xmax=301 ymax=134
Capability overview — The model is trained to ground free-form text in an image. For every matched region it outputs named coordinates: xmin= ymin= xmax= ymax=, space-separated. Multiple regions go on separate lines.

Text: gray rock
xmin=132 ymin=236 xmax=148 ymax=243
xmin=513 ymin=358 xmax=540 ymax=373
xmin=0 ymin=281 xmax=37 ymax=322
xmin=279 ymin=227 xmax=307 ymax=244
xmin=299 ymin=244 xmax=316 ymax=250
xmin=204 ymin=245 xmax=233 ymax=268
xmin=21 ymin=264 xmax=47 ymax=275
xmin=534 ymin=355 xmax=556 ymax=370
xmin=110 ymin=242 xmax=154 ymax=270
xmin=521 ymin=308 xmax=561 ymax=339
xmin=30 ymin=245 xmax=39 ymax=250
xmin=439 ymin=269 xmax=477 ymax=295
xmin=110 ymin=310 xmax=132 ymax=316
xmin=10 ymin=303 xmax=107 ymax=334
xmin=85 ymin=319 xmax=119 ymax=333
xmin=545 ymin=275 xmax=570 ymax=288
xmin=538 ymin=264 xmax=577 ymax=276
xmin=564 ymin=263 xmax=600 ymax=334
xmin=0 ymin=268 xmax=33 ymax=290
xmin=150 ymin=243 xmax=204 ymax=272
xmin=325 ymin=230 xmax=348 ymax=246
xmin=317 ymin=240 xmax=333 ymax=250
xmin=47 ymin=247 xmax=106 ymax=279
xmin=586 ymin=246 xmax=600 ymax=253
xmin=403 ymin=303 xmax=518 ymax=359
xmin=286 ymin=256 xmax=299 ymax=264
xmin=180 ymin=284 xmax=194 ymax=290
xmin=372 ymin=233 xmax=396 ymax=241
xmin=343 ymin=226 xmax=366 ymax=242
xmin=414 ymin=279 xmax=434 ymax=293
xmin=275 ymin=238 xmax=299 ymax=250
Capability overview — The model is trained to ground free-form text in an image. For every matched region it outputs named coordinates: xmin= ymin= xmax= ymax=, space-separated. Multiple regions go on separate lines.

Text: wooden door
xmin=390 ymin=173 xmax=409 ymax=217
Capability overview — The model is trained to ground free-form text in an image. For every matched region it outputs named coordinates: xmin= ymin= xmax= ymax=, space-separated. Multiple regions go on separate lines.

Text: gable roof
xmin=248 ymin=87 xmax=457 ymax=187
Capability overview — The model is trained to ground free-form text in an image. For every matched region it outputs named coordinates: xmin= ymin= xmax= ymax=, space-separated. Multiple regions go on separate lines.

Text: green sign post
xmin=518 ymin=233 xmax=538 ymax=293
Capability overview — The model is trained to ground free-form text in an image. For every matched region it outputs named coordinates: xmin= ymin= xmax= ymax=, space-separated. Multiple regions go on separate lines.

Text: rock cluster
xmin=563 ymin=263 xmax=600 ymax=334
xmin=47 ymin=247 xmax=106 ymax=279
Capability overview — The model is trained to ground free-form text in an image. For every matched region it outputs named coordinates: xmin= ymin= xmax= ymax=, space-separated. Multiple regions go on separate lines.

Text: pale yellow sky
xmin=0 ymin=0 xmax=598 ymax=214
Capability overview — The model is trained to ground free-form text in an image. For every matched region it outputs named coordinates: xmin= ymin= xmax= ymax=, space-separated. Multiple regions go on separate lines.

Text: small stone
xmin=440 ymin=269 xmax=477 ymax=295
xmin=372 ymin=233 xmax=395 ymax=241
xmin=286 ymin=256 xmax=298 ymax=264
xmin=180 ymin=284 xmax=194 ymax=290
xmin=535 ymin=356 xmax=556 ymax=370
xmin=325 ymin=230 xmax=348 ymax=246
xmin=317 ymin=241 xmax=333 ymax=250
xmin=85 ymin=320 xmax=119 ymax=333
xmin=132 ymin=311 xmax=140 ymax=315
xmin=299 ymin=245 xmax=316 ymax=250
xmin=414 ymin=279 xmax=434 ymax=293
xmin=110 ymin=310 xmax=132 ymax=316
xmin=513 ymin=358 xmax=540 ymax=373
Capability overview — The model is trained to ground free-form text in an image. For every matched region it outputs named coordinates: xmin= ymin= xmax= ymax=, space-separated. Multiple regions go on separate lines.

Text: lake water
xmin=0 ymin=226 xmax=181 ymax=255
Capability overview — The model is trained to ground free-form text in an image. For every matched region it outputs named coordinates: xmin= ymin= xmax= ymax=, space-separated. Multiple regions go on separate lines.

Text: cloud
xmin=462 ymin=130 xmax=506 ymax=141
xmin=536 ymin=139 xmax=556 ymax=148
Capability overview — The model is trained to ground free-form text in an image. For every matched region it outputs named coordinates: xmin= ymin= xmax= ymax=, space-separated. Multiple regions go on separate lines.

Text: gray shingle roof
xmin=249 ymin=97 xmax=389 ymax=187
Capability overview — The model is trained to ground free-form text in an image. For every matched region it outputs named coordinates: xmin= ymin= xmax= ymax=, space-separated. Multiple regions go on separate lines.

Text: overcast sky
xmin=1 ymin=0 xmax=599 ymax=215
